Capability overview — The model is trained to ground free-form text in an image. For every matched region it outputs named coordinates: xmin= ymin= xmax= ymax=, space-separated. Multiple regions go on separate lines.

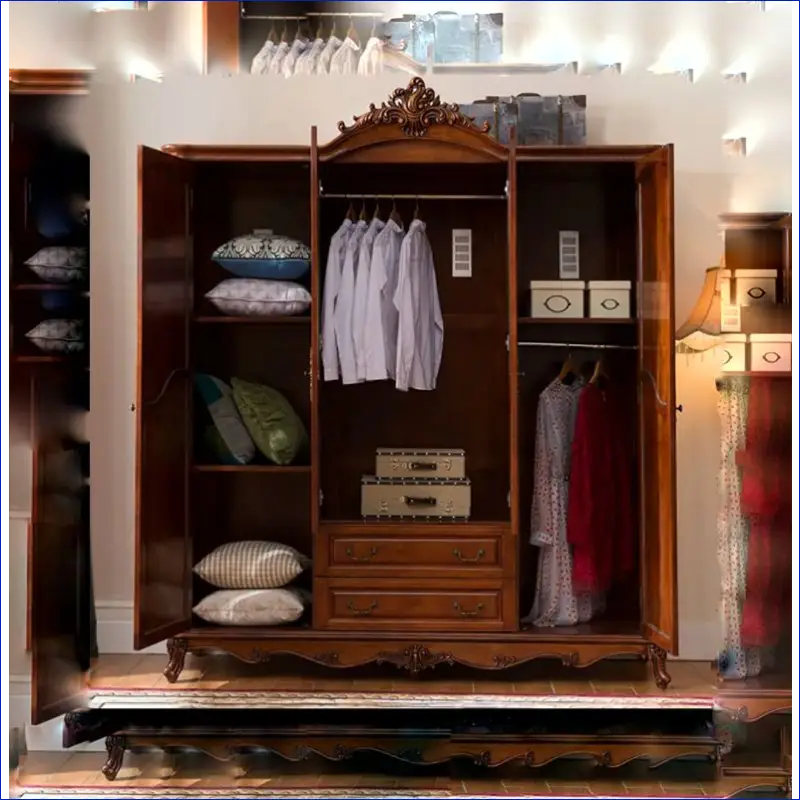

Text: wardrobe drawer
xmin=316 ymin=579 xmax=507 ymax=631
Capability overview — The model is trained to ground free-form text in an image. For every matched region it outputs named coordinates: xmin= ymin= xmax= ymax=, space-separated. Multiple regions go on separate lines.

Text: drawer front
xmin=316 ymin=579 xmax=506 ymax=631
xmin=750 ymin=339 xmax=791 ymax=372
xmin=375 ymin=449 xmax=466 ymax=480
xmin=361 ymin=480 xmax=471 ymax=520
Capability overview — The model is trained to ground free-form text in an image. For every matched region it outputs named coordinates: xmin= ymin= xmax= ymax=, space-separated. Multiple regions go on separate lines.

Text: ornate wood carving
xmin=375 ymin=644 xmax=455 ymax=675
xmin=337 ymin=78 xmax=490 ymax=138
xmin=102 ymin=736 xmax=126 ymax=781
xmin=163 ymin=638 xmax=189 ymax=684
xmin=646 ymin=643 xmax=671 ymax=690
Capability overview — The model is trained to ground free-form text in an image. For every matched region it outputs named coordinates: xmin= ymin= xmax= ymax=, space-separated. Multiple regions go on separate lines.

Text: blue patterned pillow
xmin=212 ymin=230 xmax=310 ymax=280
xmin=25 ymin=319 xmax=85 ymax=353
xmin=195 ymin=374 xmax=256 ymax=466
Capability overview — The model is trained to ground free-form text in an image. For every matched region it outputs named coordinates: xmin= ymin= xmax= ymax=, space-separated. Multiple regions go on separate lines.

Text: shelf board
xmin=194 ymin=315 xmax=310 ymax=325
xmin=192 ymin=464 xmax=311 ymax=474
xmin=518 ymin=317 xmax=636 ymax=325
xmin=721 ymin=371 xmax=791 ymax=378
xmin=12 ymin=283 xmax=88 ymax=293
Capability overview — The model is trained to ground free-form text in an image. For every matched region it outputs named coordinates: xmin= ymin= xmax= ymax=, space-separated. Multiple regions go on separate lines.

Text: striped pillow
xmin=194 ymin=541 xmax=310 ymax=590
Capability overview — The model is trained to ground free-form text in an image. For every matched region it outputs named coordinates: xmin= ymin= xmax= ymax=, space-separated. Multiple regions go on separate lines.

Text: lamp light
xmin=722 ymin=137 xmax=747 ymax=157
xmin=675 ymin=266 xmax=724 ymax=353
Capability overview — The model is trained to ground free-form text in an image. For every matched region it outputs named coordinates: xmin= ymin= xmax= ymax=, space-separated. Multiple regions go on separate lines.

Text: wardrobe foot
xmin=647 ymin=644 xmax=671 ymax=690
xmin=102 ymin=736 xmax=125 ymax=781
xmin=164 ymin=638 xmax=189 ymax=684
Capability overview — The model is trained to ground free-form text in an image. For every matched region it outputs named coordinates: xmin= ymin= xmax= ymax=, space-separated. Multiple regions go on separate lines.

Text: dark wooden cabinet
xmin=31 ymin=78 xmax=679 ymax=722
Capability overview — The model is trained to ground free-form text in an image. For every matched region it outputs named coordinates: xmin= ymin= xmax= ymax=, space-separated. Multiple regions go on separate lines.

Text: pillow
xmin=194 ymin=374 xmax=255 ymax=466
xmin=193 ymin=588 xmax=310 ymax=627
xmin=24 ymin=246 xmax=88 ymax=284
xmin=232 ymin=377 xmax=308 ymax=466
xmin=25 ymin=319 xmax=85 ymax=354
xmin=206 ymin=279 xmax=311 ymax=317
xmin=212 ymin=230 xmax=310 ymax=280
xmin=194 ymin=541 xmax=311 ymax=589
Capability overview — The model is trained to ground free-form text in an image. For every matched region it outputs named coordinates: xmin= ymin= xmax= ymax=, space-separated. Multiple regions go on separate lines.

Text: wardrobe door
xmin=636 ymin=146 xmax=678 ymax=654
xmin=135 ymin=146 xmax=193 ymax=649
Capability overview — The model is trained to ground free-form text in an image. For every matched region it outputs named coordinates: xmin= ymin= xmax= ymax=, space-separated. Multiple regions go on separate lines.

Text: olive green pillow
xmin=231 ymin=377 xmax=308 ymax=466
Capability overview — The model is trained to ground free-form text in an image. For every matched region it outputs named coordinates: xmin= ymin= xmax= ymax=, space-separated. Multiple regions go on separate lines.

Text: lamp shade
xmin=675 ymin=266 xmax=723 ymax=353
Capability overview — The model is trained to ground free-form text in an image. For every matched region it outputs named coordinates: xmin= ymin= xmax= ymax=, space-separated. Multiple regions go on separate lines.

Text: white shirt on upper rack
xmin=295 ymin=37 xmax=325 ymax=75
xmin=321 ymin=218 xmax=354 ymax=382
xmin=363 ymin=218 xmax=404 ymax=382
xmin=268 ymin=41 xmax=290 ymax=75
xmin=394 ymin=219 xmax=444 ymax=392
xmin=353 ymin=217 xmax=385 ymax=381
xmin=316 ymin=35 xmax=342 ymax=74
xmin=357 ymin=36 xmax=384 ymax=75
xmin=334 ymin=219 xmax=368 ymax=384
xmin=329 ymin=36 xmax=361 ymax=75
xmin=251 ymin=39 xmax=276 ymax=74
xmin=281 ymin=37 xmax=308 ymax=77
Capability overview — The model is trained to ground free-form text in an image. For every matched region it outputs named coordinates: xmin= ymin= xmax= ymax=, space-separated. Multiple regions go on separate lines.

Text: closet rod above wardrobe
xmin=518 ymin=341 xmax=638 ymax=351
xmin=320 ymin=192 xmax=508 ymax=201
xmin=242 ymin=10 xmax=384 ymax=20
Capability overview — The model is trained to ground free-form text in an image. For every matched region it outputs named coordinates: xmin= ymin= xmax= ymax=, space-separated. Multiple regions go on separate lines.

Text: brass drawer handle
xmin=347 ymin=601 xmax=378 ymax=617
xmin=403 ymin=495 xmax=437 ymax=507
xmin=409 ymin=461 xmax=437 ymax=471
xmin=345 ymin=546 xmax=378 ymax=562
xmin=452 ymin=548 xmax=486 ymax=564
xmin=453 ymin=601 xmax=485 ymax=618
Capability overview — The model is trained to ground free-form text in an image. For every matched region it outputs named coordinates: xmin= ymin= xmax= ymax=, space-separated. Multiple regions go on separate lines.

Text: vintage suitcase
xmin=361 ymin=476 xmax=471 ymax=521
xmin=375 ymin=448 xmax=466 ymax=480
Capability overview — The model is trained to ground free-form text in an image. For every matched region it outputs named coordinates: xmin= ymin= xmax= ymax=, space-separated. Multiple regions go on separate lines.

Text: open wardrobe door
xmin=636 ymin=145 xmax=678 ymax=656
xmin=30 ymin=390 xmax=90 ymax=725
xmin=134 ymin=146 xmax=194 ymax=649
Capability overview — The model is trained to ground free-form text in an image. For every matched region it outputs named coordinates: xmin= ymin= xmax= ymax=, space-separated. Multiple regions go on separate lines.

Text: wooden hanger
xmin=345 ymin=196 xmax=355 ymax=222
xmin=589 ymin=356 xmax=608 ymax=385
xmin=280 ymin=23 xmax=289 ymax=44
xmin=370 ymin=15 xmax=377 ymax=38
xmin=558 ymin=351 xmax=576 ymax=383
xmin=267 ymin=22 xmax=277 ymax=44
xmin=358 ymin=197 xmax=367 ymax=222
xmin=315 ymin=15 xmax=324 ymax=40
xmin=413 ymin=197 xmax=420 ymax=220
xmin=372 ymin=200 xmax=381 ymax=221
xmin=347 ymin=15 xmax=360 ymax=45
xmin=390 ymin=197 xmax=402 ymax=225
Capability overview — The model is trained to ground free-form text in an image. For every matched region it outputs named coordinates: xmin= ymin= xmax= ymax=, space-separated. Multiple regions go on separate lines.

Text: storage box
xmin=749 ymin=333 xmax=791 ymax=372
xmin=361 ymin=476 xmax=471 ymax=521
xmin=719 ymin=334 xmax=747 ymax=373
xmin=588 ymin=281 xmax=632 ymax=319
xmin=375 ymin=448 xmax=466 ymax=480
xmin=735 ymin=269 xmax=777 ymax=307
xmin=529 ymin=280 xmax=585 ymax=319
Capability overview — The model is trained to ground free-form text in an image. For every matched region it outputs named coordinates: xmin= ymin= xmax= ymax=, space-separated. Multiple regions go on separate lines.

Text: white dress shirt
xmin=316 ymin=36 xmax=342 ymax=74
xmin=321 ymin=218 xmax=354 ymax=382
xmin=393 ymin=219 xmax=444 ymax=392
xmin=281 ymin=37 xmax=308 ymax=78
xmin=363 ymin=219 xmax=404 ymax=382
xmin=334 ymin=219 xmax=368 ymax=384
xmin=295 ymin=37 xmax=324 ymax=75
xmin=329 ymin=36 xmax=361 ymax=75
xmin=251 ymin=40 xmax=276 ymax=74
xmin=357 ymin=36 xmax=384 ymax=75
xmin=353 ymin=217 xmax=385 ymax=381
xmin=268 ymin=41 xmax=290 ymax=75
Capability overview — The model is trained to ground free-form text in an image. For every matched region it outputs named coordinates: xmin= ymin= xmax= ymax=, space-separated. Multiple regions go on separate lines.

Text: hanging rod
xmin=242 ymin=11 xmax=385 ymax=20
xmin=305 ymin=12 xmax=386 ymax=18
xmin=241 ymin=12 xmax=308 ymax=21
xmin=320 ymin=193 xmax=507 ymax=201
xmin=517 ymin=341 xmax=638 ymax=351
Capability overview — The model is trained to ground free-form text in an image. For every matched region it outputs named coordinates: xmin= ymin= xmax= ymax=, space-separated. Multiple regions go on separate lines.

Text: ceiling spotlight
xmin=722 ymin=137 xmax=747 ymax=157
xmin=723 ymin=71 xmax=748 ymax=84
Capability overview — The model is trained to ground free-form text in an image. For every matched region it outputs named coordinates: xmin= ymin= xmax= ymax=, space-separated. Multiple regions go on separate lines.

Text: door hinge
xmin=507 ymin=491 xmax=511 ymax=508
xmin=505 ymin=335 xmax=510 ymax=352
xmin=319 ymin=490 xmax=324 ymax=507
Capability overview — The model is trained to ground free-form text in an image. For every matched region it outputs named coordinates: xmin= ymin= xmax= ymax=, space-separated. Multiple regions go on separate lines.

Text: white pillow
xmin=194 ymin=541 xmax=310 ymax=589
xmin=25 ymin=246 xmax=88 ymax=284
xmin=193 ymin=588 xmax=310 ymax=626
xmin=205 ymin=279 xmax=311 ymax=317
xmin=25 ymin=319 xmax=85 ymax=353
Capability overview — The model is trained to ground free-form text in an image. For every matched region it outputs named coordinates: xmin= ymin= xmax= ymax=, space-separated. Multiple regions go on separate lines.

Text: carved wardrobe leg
xmin=163 ymin=638 xmax=189 ymax=683
xmin=102 ymin=736 xmax=125 ymax=781
xmin=646 ymin=644 xmax=672 ymax=690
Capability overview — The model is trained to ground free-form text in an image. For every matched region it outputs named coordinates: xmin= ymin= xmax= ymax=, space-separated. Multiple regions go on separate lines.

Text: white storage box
xmin=749 ymin=333 xmax=791 ymax=372
xmin=720 ymin=334 xmax=747 ymax=373
xmin=529 ymin=280 xmax=585 ymax=319
xmin=735 ymin=269 xmax=777 ymax=307
xmin=588 ymin=280 xmax=632 ymax=319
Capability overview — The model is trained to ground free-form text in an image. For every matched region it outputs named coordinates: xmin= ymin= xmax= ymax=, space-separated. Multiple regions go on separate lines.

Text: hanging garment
xmin=357 ymin=36 xmax=384 ymax=75
xmin=738 ymin=376 xmax=791 ymax=649
xmin=321 ymin=218 xmax=354 ymax=382
xmin=524 ymin=378 xmax=603 ymax=628
xmin=353 ymin=217 xmax=386 ymax=382
xmin=716 ymin=377 xmax=770 ymax=680
xmin=316 ymin=35 xmax=342 ymax=74
xmin=268 ymin=41 xmax=291 ymax=75
xmin=251 ymin=39 xmax=276 ymax=74
xmin=567 ymin=383 xmax=636 ymax=595
xmin=295 ymin=37 xmax=325 ymax=75
xmin=282 ymin=37 xmax=309 ymax=78
xmin=382 ymin=47 xmax=426 ymax=76
xmin=393 ymin=219 xmax=444 ymax=392
xmin=334 ymin=219 xmax=368 ymax=385
xmin=330 ymin=36 xmax=361 ymax=75
xmin=363 ymin=219 xmax=405 ymax=382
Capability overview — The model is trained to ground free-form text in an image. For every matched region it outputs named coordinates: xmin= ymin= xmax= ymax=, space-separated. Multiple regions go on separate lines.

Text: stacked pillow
xmin=206 ymin=230 xmax=311 ymax=317
xmin=193 ymin=541 xmax=311 ymax=626
xmin=25 ymin=246 xmax=88 ymax=285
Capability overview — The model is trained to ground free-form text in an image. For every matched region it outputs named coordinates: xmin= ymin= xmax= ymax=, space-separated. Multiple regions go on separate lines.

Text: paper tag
xmin=720 ymin=303 xmax=742 ymax=333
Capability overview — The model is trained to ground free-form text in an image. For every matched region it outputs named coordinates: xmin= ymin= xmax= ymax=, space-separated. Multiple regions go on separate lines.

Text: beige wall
xmin=9 ymin=1 xmax=795 ymax=662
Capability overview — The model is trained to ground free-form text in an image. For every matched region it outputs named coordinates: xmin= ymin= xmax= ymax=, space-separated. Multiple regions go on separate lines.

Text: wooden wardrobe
xmin=32 ymin=78 xmax=678 ymax=724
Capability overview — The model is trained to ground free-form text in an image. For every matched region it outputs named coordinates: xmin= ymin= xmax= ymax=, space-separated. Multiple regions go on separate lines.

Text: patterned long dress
xmin=524 ymin=379 xmax=601 ymax=627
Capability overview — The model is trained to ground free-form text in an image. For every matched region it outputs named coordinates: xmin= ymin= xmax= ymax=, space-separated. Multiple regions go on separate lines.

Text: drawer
xmin=315 ymin=578 xmax=509 ymax=631
xmin=361 ymin=476 xmax=471 ymax=520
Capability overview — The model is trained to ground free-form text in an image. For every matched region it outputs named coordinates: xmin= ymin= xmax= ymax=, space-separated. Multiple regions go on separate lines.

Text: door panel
xmin=636 ymin=146 xmax=678 ymax=654
xmin=135 ymin=146 xmax=193 ymax=649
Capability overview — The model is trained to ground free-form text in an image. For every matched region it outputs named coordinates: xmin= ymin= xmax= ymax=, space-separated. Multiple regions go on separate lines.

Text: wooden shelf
xmin=192 ymin=464 xmax=311 ymax=474
xmin=518 ymin=317 xmax=636 ymax=325
xmin=721 ymin=371 xmax=791 ymax=378
xmin=12 ymin=283 xmax=88 ymax=293
xmin=194 ymin=315 xmax=310 ymax=325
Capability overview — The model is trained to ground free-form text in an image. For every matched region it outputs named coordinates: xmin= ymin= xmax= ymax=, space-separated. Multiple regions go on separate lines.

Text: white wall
xmin=9 ymin=3 xmax=794 ymax=678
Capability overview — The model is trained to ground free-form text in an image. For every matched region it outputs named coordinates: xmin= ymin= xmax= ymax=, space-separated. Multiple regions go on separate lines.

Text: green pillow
xmin=231 ymin=378 xmax=308 ymax=466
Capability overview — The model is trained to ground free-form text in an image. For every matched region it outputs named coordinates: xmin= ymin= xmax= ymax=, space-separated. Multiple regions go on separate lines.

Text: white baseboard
xmin=96 ymin=600 xmax=166 ymax=655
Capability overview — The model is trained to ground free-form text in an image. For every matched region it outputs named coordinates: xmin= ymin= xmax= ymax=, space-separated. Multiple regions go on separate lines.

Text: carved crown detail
xmin=337 ymin=77 xmax=490 ymax=138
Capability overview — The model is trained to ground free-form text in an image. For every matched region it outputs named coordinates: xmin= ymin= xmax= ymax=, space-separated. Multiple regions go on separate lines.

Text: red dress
xmin=567 ymin=384 xmax=636 ymax=594
xmin=738 ymin=376 xmax=791 ymax=648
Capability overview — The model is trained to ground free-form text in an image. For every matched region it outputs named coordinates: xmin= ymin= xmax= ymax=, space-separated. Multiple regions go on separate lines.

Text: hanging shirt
xmin=353 ymin=217 xmax=386 ymax=381
xmin=316 ymin=36 xmax=342 ymax=74
xmin=364 ymin=219 xmax=404 ymax=382
xmin=268 ymin=41 xmax=291 ymax=75
xmin=281 ymin=37 xmax=308 ymax=78
xmin=357 ymin=36 xmax=384 ymax=75
xmin=321 ymin=218 xmax=354 ymax=382
xmin=330 ymin=36 xmax=361 ymax=75
xmin=393 ymin=219 xmax=443 ymax=392
xmin=295 ymin=37 xmax=325 ymax=75
xmin=250 ymin=39 xmax=276 ymax=75
xmin=524 ymin=379 xmax=602 ymax=628
xmin=334 ymin=219 xmax=368 ymax=385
